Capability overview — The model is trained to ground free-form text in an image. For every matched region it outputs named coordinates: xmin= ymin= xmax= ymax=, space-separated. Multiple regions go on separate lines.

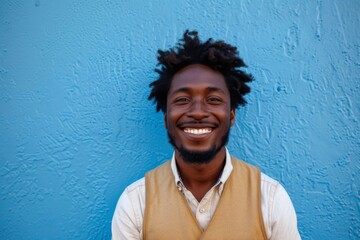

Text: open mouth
xmin=183 ymin=128 xmax=213 ymax=135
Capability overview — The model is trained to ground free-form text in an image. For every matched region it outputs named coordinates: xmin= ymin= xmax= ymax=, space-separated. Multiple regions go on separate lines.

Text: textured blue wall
xmin=1 ymin=1 xmax=359 ymax=239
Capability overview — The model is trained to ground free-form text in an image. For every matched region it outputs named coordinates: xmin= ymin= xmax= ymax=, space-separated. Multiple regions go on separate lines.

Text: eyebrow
xmin=206 ymin=86 xmax=226 ymax=94
xmin=171 ymin=86 xmax=227 ymax=95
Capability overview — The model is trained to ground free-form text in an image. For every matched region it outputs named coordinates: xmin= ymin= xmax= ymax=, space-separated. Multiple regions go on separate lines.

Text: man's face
xmin=165 ymin=64 xmax=235 ymax=164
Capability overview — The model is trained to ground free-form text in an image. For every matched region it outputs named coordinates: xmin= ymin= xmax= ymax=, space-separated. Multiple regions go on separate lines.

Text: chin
xmin=178 ymin=146 xmax=221 ymax=164
xmin=167 ymin=129 xmax=230 ymax=164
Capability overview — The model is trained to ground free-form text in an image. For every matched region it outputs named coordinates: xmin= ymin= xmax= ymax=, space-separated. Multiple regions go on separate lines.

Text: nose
xmin=187 ymin=99 xmax=209 ymax=120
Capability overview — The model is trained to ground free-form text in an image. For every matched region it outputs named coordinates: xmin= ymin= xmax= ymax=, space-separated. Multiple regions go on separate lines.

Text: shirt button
xmin=199 ymin=208 xmax=206 ymax=213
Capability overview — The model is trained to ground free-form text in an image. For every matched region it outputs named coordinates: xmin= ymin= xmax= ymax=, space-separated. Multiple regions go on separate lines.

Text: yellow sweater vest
xmin=143 ymin=157 xmax=267 ymax=240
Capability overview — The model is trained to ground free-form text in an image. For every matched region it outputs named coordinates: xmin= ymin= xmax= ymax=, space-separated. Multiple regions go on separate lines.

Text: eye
xmin=207 ymin=96 xmax=223 ymax=104
xmin=174 ymin=97 xmax=190 ymax=104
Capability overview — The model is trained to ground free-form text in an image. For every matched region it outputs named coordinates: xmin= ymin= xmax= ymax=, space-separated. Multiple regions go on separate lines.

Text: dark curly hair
xmin=148 ymin=30 xmax=253 ymax=113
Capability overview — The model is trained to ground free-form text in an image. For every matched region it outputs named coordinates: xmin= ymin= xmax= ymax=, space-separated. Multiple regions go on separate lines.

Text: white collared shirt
xmin=112 ymin=149 xmax=301 ymax=239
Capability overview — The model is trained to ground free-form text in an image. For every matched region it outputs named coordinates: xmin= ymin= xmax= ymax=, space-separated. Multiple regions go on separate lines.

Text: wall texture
xmin=0 ymin=0 xmax=359 ymax=239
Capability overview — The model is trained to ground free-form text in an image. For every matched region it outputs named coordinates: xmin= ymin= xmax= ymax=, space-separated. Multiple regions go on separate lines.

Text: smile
xmin=183 ymin=128 xmax=213 ymax=135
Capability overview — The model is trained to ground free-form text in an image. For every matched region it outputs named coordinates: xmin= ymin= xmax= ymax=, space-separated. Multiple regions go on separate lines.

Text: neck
xmin=175 ymin=147 xmax=226 ymax=201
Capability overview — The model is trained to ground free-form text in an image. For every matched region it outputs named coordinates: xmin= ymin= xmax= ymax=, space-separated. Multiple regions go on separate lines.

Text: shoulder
xmin=117 ymin=177 xmax=146 ymax=216
xmin=260 ymin=172 xmax=295 ymax=210
xmin=230 ymin=157 xmax=287 ymax=198
xmin=260 ymin=172 xmax=293 ymax=214
xmin=145 ymin=161 xmax=174 ymax=188
xmin=260 ymin=173 xmax=301 ymax=239
xmin=145 ymin=160 xmax=171 ymax=177
xmin=260 ymin=172 xmax=280 ymax=195
xmin=230 ymin=156 xmax=284 ymax=195
xmin=123 ymin=160 xmax=171 ymax=195
xmin=231 ymin=157 xmax=261 ymax=175
xmin=112 ymin=177 xmax=146 ymax=239
xmin=114 ymin=177 xmax=146 ymax=219
xmin=125 ymin=177 xmax=145 ymax=193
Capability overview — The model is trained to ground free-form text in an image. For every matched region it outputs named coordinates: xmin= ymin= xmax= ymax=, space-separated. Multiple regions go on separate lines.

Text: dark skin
xmin=165 ymin=64 xmax=235 ymax=201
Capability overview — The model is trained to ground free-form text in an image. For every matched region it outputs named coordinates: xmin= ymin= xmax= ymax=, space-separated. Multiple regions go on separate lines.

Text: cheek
xmin=212 ymin=109 xmax=232 ymax=123
xmin=166 ymin=114 xmax=177 ymax=131
xmin=167 ymin=108 xmax=184 ymax=123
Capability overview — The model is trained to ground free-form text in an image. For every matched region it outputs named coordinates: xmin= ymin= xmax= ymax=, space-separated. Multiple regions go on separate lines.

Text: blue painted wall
xmin=1 ymin=1 xmax=359 ymax=239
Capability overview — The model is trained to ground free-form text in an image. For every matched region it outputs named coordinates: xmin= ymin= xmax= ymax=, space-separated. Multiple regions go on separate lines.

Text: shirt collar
xmin=170 ymin=147 xmax=234 ymax=187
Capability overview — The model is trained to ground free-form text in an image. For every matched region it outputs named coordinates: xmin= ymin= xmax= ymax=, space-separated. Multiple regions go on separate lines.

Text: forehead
xmin=168 ymin=64 xmax=229 ymax=95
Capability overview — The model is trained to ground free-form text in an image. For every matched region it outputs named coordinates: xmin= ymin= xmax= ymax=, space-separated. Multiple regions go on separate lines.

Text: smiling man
xmin=112 ymin=30 xmax=301 ymax=240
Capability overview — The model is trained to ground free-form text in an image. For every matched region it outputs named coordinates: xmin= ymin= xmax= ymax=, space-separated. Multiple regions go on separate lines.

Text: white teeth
xmin=184 ymin=128 xmax=212 ymax=135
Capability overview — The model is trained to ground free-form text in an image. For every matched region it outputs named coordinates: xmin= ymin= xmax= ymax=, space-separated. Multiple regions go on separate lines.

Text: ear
xmin=230 ymin=108 xmax=236 ymax=126
xmin=163 ymin=113 xmax=168 ymax=129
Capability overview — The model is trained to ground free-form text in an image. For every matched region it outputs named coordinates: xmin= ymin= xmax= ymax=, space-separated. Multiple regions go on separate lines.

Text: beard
xmin=167 ymin=129 xmax=230 ymax=164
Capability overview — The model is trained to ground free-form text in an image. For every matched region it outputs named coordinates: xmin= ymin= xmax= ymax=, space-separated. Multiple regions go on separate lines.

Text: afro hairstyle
xmin=148 ymin=30 xmax=253 ymax=113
